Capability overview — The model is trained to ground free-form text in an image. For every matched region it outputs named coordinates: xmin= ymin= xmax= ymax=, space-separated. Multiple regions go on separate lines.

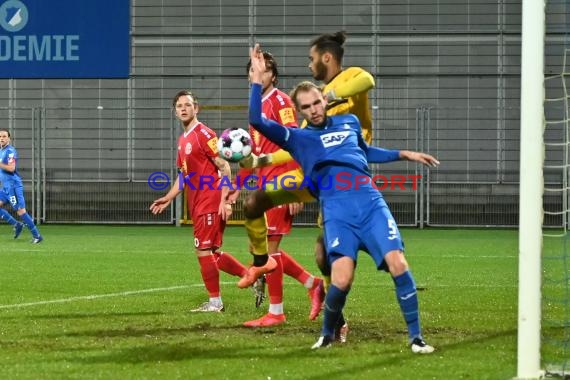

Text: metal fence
xmin=3 ymin=105 xmax=561 ymax=228
xmin=5 ymin=106 xmax=175 ymax=224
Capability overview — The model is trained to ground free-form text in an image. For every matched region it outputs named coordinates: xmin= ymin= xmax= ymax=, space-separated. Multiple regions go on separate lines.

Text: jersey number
xmin=387 ymin=219 xmax=398 ymax=240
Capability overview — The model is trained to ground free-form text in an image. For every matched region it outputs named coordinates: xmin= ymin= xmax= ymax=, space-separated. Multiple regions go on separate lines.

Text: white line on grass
xmin=0 ymin=282 xmax=234 ymax=310
xmin=1 ymin=279 xmax=514 ymax=311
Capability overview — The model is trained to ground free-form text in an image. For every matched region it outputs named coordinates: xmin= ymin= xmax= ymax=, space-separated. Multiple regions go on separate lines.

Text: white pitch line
xmin=0 ymin=284 xmax=227 ymax=310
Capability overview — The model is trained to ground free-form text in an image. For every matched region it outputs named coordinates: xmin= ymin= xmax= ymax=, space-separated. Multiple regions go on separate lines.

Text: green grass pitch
xmin=0 ymin=225 xmax=519 ymax=379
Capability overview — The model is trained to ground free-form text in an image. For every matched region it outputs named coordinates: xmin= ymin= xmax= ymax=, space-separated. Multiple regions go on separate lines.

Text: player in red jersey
xmin=151 ymin=90 xmax=248 ymax=312
xmin=237 ymin=52 xmax=325 ymax=327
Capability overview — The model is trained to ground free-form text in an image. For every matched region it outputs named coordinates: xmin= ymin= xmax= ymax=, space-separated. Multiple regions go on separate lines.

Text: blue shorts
xmin=321 ymin=192 xmax=404 ymax=271
xmin=0 ymin=185 xmax=26 ymax=210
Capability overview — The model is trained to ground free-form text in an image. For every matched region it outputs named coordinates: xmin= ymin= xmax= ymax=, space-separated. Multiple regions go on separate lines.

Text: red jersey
xmin=176 ymin=122 xmax=221 ymax=218
xmin=250 ymin=87 xmax=300 ymax=179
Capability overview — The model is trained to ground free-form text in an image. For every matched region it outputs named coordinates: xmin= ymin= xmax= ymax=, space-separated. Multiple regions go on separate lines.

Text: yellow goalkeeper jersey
xmin=270 ymin=67 xmax=375 ymax=166
xmin=302 ymin=66 xmax=374 ymax=144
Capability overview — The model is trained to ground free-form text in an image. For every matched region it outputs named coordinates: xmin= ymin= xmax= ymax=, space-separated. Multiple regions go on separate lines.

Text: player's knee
xmin=331 ymin=258 xmax=355 ymax=290
xmin=332 ymin=276 xmax=352 ymax=291
xmin=243 ymin=200 xmax=259 ymax=219
xmin=385 ymin=250 xmax=409 ymax=276
xmin=243 ymin=191 xmax=272 ymax=219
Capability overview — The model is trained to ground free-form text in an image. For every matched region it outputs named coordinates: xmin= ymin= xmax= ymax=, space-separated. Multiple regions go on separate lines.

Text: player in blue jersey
xmin=247 ymin=45 xmax=437 ymax=353
xmin=0 ymin=129 xmax=43 ymax=244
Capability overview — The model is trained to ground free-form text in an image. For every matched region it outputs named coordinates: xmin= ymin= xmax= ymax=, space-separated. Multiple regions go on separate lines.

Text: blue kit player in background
xmin=0 ymin=128 xmax=43 ymax=244
xmin=247 ymin=44 xmax=437 ymax=353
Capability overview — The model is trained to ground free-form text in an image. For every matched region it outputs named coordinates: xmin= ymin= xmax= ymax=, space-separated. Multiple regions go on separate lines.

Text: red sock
xmin=266 ymin=253 xmax=283 ymax=305
xmin=214 ymin=251 xmax=247 ymax=277
xmin=280 ymin=249 xmax=310 ymax=285
xmin=198 ymin=255 xmax=220 ymax=297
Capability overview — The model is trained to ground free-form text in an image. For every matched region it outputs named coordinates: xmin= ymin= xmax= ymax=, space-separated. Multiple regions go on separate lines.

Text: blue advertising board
xmin=0 ymin=0 xmax=130 ymax=78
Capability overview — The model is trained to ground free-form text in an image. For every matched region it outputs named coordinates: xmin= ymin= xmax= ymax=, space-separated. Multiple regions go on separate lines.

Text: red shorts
xmin=266 ymin=204 xmax=292 ymax=240
xmin=193 ymin=212 xmax=225 ymax=250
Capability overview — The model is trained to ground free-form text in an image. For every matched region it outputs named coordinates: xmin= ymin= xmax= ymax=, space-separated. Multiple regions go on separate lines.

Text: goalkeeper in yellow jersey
xmin=235 ymin=32 xmax=375 ymax=337
xmin=308 ymin=29 xmax=374 ymax=278
xmin=307 ymin=31 xmax=374 ymax=144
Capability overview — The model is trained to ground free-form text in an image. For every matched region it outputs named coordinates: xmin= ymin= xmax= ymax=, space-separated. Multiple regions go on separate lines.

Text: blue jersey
xmin=285 ymin=115 xmax=371 ymax=198
xmin=250 ymin=83 xmax=405 ymax=261
xmin=0 ymin=144 xmax=22 ymax=189
xmin=249 ymin=83 xmax=399 ymax=199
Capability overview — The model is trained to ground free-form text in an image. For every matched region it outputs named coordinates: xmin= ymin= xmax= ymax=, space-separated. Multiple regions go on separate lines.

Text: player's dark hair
xmin=246 ymin=51 xmax=279 ymax=86
xmin=310 ymin=30 xmax=346 ymax=63
xmin=172 ymin=90 xmax=198 ymax=108
xmin=0 ymin=128 xmax=10 ymax=137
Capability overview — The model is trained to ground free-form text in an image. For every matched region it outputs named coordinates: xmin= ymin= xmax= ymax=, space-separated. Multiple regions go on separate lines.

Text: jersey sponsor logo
xmin=279 ymin=107 xmax=295 ymax=125
xmin=185 ymin=142 xmax=192 ymax=155
xmin=207 ymin=137 xmax=218 ymax=154
xmin=320 ymin=131 xmax=350 ymax=148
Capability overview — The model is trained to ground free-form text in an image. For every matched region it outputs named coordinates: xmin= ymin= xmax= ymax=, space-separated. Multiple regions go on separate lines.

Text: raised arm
xmin=248 ymin=44 xmax=291 ymax=147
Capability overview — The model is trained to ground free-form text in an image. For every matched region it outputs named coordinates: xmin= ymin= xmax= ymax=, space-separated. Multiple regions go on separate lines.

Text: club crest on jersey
xmin=320 ymin=131 xmax=350 ymax=148
xmin=185 ymin=142 xmax=192 ymax=155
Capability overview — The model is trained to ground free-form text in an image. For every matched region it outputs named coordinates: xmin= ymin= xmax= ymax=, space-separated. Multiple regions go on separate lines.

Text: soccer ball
xmin=217 ymin=127 xmax=252 ymax=162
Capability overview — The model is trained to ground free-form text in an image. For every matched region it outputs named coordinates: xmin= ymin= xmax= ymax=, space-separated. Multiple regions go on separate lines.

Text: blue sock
xmin=20 ymin=213 xmax=40 ymax=238
xmin=0 ymin=208 xmax=18 ymax=226
xmin=322 ymin=284 xmax=348 ymax=338
xmin=393 ymin=271 xmax=421 ymax=340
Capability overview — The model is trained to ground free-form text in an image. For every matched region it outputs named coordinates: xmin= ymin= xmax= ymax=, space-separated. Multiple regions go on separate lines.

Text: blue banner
xmin=0 ymin=0 xmax=130 ymax=78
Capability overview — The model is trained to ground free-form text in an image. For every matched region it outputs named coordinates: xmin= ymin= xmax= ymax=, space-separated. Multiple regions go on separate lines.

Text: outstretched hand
xmin=218 ymin=201 xmax=233 ymax=221
xmin=225 ymin=189 xmax=240 ymax=204
xmin=400 ymin=150 xmax=440 ymax=168
xmin=288 ymin=202 xmax=303 ymax=216
xmin=149 ymin=197 xmax=172 ymax=215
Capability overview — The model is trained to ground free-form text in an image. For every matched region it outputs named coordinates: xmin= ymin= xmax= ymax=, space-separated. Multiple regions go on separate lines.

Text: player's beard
xmin=311 ymin=60 xmax=327 ymax=81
